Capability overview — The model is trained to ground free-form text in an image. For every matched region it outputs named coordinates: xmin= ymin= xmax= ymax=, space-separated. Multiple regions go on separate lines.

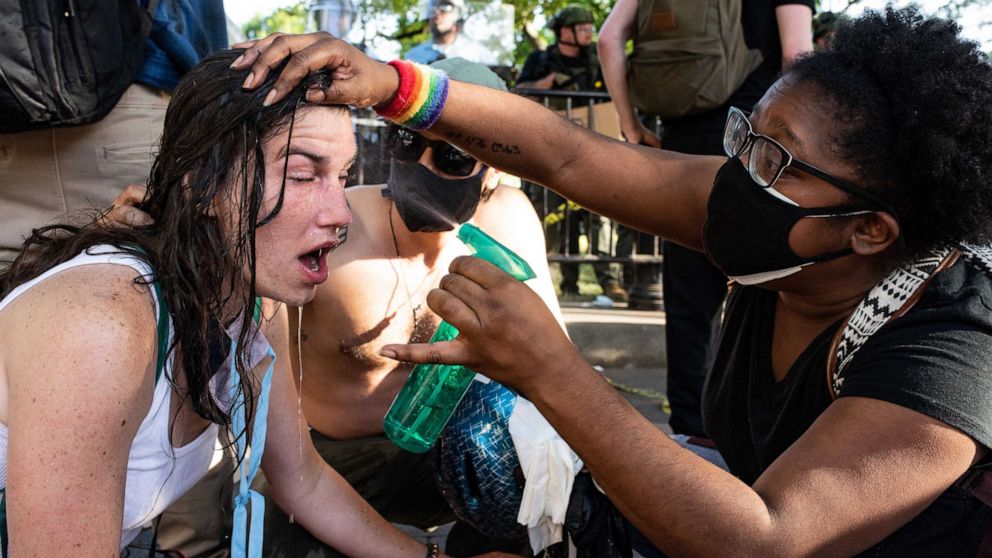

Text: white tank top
xmin=0 ymin=246 xmax=229 ymax=549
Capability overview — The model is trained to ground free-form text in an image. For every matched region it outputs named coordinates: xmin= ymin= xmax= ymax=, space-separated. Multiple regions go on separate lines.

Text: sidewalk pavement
xmin=562 ymin=301 xmax=670 ymax=429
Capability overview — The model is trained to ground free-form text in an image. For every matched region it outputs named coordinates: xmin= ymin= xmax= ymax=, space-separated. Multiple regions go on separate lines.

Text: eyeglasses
xmin=387 ymin=126 xmax=480 ymax=177
xmin=433 ymin=3 xmax=456 ymax=13
xmin=722 ymin=106 xmax=895 ymax=213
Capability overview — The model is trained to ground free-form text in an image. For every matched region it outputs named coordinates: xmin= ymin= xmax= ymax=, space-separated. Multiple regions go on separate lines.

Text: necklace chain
xmin=388 ymin=203 xmax=424 ymax=326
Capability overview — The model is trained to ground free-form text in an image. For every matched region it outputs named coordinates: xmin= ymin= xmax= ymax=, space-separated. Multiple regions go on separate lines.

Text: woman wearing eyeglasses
xmin=234 ymin=6 xmax=992 ymax=557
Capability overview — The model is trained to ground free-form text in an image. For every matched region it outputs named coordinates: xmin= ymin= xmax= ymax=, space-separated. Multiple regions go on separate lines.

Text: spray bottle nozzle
xmin=456 ymin=223 xmax=536 ymax=281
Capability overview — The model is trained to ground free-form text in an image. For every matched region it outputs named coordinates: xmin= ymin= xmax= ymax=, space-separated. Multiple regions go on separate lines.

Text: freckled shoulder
xmin=0 ymin=263 xmax=160 ymax=554
xmin=1 ymin=263 xmax=159 ymax=394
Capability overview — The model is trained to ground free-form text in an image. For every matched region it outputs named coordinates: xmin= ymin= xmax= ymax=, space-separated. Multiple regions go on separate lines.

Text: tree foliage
xmin=243 ymin=2 xmax=309 ymax=40
xmin=242 ymin=1 xmax=990 ymax=70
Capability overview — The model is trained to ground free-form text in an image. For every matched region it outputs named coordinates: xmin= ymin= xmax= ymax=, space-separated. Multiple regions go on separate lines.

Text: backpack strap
xmin=826 ymin=248 xmax=958 ymax=398
xmin=827 ymin=243 xmax=992 ymax=396
xmin=150 ymin=279 xmax=170 ymax=383
xmin=1 ymin=490 xmax=6 ymax=557
xmin=825 ymin=243 xmax=992 ymax=519
xmin=960 ymin=242 xmax=992 ymax=275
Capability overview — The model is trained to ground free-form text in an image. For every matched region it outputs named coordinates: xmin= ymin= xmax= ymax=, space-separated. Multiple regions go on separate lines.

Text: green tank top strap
xmin=1 ymin=489 xmax=6 ymax=557
xmin=150 ymin=279 xmax=170 ymax=383
xmin=252 ymin=297 xmax=262 ymax=324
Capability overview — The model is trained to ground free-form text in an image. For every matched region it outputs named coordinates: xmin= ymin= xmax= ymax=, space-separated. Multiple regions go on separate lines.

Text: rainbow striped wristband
xmin=374 ymin=60 xmax=449 ymax=130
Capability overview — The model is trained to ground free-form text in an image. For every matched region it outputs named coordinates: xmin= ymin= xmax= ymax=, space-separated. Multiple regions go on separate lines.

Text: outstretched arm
xmin=231 ymin=33 xmax=721 ymax=250
xmin=381 ymin=256 xmax=987 ymax=557
xmin=258 ymin=303 xmax=514 ymax=558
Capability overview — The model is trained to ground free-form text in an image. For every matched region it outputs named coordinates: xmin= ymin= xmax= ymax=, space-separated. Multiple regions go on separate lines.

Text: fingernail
xmin=306 ymin=89 xmax=323 ymax=102
xmin=230 ymin=55 xmax=244 ymax=68
xmin=379 ymin=348 xmax=397 ymax=359
xmin=262 ymin=89 xmax=277 ymax=107
xmin=242 ymin=72 xmax=254 ymax=89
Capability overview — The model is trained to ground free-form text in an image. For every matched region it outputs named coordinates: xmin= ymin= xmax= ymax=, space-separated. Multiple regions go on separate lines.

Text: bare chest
xmin=304 ymin=267 xmax=443 ymax=373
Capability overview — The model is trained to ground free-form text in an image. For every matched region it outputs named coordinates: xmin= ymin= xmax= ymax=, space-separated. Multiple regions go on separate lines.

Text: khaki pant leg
xmin=0 ymin=83 xmax=168 ymax=264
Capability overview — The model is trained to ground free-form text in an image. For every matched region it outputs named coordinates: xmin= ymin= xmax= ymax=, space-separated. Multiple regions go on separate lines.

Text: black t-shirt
xmin=703 ymin=258 xmax=992 ymax=556
xmin=518 ymin=44 xmax=603 ymax=91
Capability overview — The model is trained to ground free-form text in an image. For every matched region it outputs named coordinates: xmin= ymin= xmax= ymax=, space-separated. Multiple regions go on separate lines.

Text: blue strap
xmin=228 ymin=302 xmax=274 ymax=558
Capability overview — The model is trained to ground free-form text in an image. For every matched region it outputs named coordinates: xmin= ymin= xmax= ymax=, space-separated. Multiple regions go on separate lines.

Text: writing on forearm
xmin=443 ymin=131 xmax=522 ymax=156
xmin=490 ymin=142 xmax=521 ymax=155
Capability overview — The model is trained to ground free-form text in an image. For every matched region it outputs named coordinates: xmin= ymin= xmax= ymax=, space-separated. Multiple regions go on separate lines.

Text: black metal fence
xmin=351 ymin=89 xmax=664 ymax=309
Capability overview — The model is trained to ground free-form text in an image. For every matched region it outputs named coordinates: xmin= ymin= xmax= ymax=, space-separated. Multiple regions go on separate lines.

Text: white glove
xmin=509 ymin=397 xmax=583 ymax=554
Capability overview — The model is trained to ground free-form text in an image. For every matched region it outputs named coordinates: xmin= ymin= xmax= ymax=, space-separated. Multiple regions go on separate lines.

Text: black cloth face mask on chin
xmin=702 ymin=158 xmax=875 ymax=285
xmin=384 ymin=158 xmax=484 ymax=233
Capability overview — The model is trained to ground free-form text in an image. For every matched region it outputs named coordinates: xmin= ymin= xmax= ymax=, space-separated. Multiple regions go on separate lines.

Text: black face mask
xmin=385 ymin=158 xmax=484 ymax=232
xmin=702 ymin=158 xmax=872 ymax=284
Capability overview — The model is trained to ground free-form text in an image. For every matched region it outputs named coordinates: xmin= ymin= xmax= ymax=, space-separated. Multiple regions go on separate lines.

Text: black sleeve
xmin=518 ymin=51 xmax=548 ymax=83
xmin=838 ymin=291 xmax=992 ymax=450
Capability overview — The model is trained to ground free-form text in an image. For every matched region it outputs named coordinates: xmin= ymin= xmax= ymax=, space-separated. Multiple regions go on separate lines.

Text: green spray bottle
xmin=383 ymin=223 xmax=536 ymax=453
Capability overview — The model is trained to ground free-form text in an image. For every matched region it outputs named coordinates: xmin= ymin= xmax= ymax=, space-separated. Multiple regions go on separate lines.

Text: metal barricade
xmin=352 ymin=108 xmax=390 ymax=187
xmin=510 ymin=88 xmax=663 ymax=310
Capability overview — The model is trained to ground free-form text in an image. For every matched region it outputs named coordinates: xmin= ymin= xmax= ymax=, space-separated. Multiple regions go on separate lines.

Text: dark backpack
xmin=627 ymin=0 xmax=762 ymax=119
xmin=0 ymin=0 xmax=156 ymax=133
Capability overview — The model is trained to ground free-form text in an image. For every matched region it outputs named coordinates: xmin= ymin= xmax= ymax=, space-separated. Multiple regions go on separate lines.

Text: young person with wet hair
xmin=0 ymin=49 xmax=509 ymax=558
xmin=109 ymin=58 xmax=558 ymax=558
xmin=259 ymin=57 xmax=562 ymax=558
xmin=235 ymin=6 xmax=992 ymax=556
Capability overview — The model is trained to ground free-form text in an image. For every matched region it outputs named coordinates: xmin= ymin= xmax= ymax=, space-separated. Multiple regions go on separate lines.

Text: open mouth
xmin=298 ymin=239 xmax=342 ymax=276
xmin=301 ymin=247 xmax=326 ymax=272
xmin=310 ymin=249 xmax=323 ymax=271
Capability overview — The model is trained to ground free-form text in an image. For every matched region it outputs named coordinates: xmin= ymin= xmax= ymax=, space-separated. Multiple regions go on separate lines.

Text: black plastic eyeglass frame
xmin=387 ymin=126 xmax=480 ymax=178
xmin=723 ymin=106 xmax=897 ymax=215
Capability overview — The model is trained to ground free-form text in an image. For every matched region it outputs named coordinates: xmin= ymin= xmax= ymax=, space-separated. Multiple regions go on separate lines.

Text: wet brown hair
xmin=0 ymin=49 xmax=346 ymax=434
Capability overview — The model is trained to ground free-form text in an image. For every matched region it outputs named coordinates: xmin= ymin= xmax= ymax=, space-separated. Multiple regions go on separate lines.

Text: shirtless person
xmin=258 ymin=58 xmax=562 ymax=558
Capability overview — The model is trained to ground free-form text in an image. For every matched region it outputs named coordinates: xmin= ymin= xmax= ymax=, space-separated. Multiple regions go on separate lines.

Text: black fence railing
xmin=351 ymin=89 xmax=665 ymax=309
